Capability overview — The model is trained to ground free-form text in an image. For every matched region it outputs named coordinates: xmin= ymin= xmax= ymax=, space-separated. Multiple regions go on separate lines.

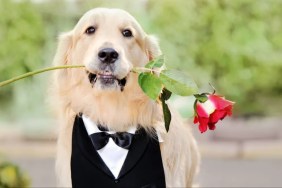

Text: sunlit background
xmin=0 ymin=0 xmax=282 ymax=187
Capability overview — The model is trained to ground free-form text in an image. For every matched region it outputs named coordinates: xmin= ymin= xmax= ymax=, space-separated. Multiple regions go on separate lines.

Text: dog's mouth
xmin=88 ymin=71 xmax=127 ymax=91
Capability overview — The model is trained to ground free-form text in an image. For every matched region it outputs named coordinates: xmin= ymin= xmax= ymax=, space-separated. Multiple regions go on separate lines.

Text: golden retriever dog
xmin=52 ymin=8 xmax=199 ymax=187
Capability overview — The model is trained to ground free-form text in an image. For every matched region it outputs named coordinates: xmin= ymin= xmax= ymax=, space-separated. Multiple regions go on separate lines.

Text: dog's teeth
xmin=103 ymin=71 xmax=113 ymax=76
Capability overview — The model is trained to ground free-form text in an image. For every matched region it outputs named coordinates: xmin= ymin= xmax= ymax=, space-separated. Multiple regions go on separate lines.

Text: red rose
xmin=193 ymin=94 xmax=235 ymax=133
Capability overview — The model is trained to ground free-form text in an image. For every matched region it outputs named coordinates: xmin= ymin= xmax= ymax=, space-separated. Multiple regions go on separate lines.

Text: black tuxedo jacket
xmin=71 ymin=116 xmax=166 ymax=187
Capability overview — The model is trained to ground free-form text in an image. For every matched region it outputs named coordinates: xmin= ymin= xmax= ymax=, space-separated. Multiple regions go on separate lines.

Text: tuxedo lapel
xmin=74 ymin=116 xmax=115 ymax=179
xmin=117 ymin=128 xmax=150 ymax=179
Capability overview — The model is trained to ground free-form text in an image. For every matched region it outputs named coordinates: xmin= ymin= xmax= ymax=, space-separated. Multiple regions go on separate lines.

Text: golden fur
xmin=52 ymin=8 xmax=199 ymax=187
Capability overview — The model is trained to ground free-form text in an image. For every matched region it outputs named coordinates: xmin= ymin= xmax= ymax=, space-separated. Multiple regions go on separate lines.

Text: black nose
xmin=98 ymin=48 xmax=119 ymax=63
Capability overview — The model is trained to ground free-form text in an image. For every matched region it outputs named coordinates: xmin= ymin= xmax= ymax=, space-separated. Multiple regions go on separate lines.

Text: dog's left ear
xmin=145 ymin=35 xmax=162 ymax=61
xmin=53 ymin=31 xmax=74 ymax=85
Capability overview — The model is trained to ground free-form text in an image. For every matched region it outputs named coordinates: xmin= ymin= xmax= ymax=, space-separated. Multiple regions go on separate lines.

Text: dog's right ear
xmin=144 ymin=35 xmax=162 ymax=61
xmin=53 ymin=31 xmax=73 ymax=66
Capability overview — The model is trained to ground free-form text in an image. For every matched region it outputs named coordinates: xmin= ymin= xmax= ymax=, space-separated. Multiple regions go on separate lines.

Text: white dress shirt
xmin=82 ymin=115 xmax=136 ymax=179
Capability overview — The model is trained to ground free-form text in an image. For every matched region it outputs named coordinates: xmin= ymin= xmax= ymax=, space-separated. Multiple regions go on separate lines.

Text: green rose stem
xmin=0 ymin=65 xmax=156 ymax=87
xmin=131 ymin=67 xmax=157 ymax=74
xmin=0 ymin=65 xmax=85 ymax=87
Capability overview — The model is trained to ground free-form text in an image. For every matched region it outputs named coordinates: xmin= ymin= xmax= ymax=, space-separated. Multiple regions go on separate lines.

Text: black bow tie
xmin=89 ymin=131 xmax=134 ymax=150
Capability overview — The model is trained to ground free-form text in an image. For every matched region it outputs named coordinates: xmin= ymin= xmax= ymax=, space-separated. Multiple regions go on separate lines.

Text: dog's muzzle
xmin=87 ymin=48 xmax=127 ymax=91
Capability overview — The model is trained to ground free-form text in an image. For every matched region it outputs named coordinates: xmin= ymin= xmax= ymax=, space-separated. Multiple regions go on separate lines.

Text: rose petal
xmin=208 ymin=94 xmax=234 ymax=110
xmin=225 ymin=105 xmax=233 ymax=116
xmin=210 ymin=109 xmax=227 ymax=123
xmin=208 ymin=122 xmax=216 ymax=130
xmin=194 ymin=115 xmax=199 ymax=124
xmin=198 ymin=117 xmax=209 ymax=133
xmin=196 ymin=100 xmax=215 ymax=118
xmin=196 ymin=103 xmax=209 ymax=118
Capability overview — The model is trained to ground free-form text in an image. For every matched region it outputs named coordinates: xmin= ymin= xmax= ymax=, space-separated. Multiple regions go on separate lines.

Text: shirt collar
xmin=82 ymin=114 xmax=136 ymax=135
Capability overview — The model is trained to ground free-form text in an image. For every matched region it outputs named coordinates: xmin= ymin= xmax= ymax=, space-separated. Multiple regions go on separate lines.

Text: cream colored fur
xmin=52 ymin=8 xmax=199 ymax=187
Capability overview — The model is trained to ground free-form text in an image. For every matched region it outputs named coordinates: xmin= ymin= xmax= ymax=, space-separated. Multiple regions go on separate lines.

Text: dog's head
xmin=54 ymin=8 xmax=161 ymax=93
xmin=53 ymin=8 xmax=162 ymax=129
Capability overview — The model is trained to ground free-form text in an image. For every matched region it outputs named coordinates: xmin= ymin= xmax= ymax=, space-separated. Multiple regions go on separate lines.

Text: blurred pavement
xmin=7 ymin=156 xmax=282 ymax=187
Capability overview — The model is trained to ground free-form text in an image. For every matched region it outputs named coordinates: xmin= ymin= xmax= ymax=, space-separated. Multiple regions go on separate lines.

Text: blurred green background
xmin=1 ymin=0 xmax=282 ymax=120
xmin=0 ymin=0 xmax=282 ymax=187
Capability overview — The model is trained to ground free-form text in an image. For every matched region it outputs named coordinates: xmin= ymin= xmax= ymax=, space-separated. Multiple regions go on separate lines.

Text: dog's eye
xmin=85 ymin=26 xmax=96 ymax=35
xmin=122 ymin=29 xmax=133 ymax=37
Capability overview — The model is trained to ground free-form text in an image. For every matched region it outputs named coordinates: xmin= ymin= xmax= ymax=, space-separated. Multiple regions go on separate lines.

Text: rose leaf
xmin=138 ymin=72 xmax=163 ymax=100
xmin=160 ymin=94 xmax=171 ymax=132
xmin=145 ymin=55 xmax=165 ymax=69
xmin=159 ymin=70 xmax=198 ymax=96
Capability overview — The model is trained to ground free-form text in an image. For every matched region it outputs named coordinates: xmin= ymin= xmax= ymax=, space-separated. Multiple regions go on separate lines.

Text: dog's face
xmin=61 ymin=8 xmax=160 ymax=92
